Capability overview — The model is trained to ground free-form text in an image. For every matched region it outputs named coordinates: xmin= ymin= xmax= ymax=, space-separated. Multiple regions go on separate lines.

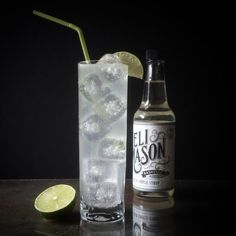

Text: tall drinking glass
xmin=78 ymin=59 xmax=128 ymax=223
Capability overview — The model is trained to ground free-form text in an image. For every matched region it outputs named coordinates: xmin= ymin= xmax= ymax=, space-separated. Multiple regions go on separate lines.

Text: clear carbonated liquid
xmin=79 ymin=62 xmax=128 ymax=222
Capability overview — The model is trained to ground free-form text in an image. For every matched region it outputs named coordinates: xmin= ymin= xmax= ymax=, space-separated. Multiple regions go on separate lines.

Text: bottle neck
xmin=146 ymin=60 xmax=165 ymax=81
xmin=140 ymin=60 xmax=169 ymax=110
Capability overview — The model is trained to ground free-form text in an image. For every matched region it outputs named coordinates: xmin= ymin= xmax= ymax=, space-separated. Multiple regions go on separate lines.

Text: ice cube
xmin=85 ymin=159 xmax=106 ymax=182
xmin=79 ymin=73 xmax=110 ymax=102
xmin=84 ymin=181 xmax=121 ymax=208
xmin=80 ymin=114 xmax=111 ymax=141
xmin=96 ymin=94 xmax=126 ymax=122
xmin=99 ymin=138 xmax=126 ymax=160
xmin=98 ymin=54 xmax=121 ymax=64
xmin=98 ymin=54 xmax=125 ymax=81
xmin=103 ymin=65 xmax=124 ymax=81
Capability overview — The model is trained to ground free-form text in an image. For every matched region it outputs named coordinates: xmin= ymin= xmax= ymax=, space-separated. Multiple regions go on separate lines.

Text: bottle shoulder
xmin=134 ymin=107 xmax=176 ymax=123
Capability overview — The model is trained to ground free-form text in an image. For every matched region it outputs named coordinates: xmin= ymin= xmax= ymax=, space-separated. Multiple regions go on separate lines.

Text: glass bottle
xmin=133 ymin=49 xmax=176 ymax=197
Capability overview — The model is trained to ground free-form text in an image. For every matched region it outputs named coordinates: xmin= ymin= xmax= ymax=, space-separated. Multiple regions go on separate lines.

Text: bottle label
xmin=133 ymin=122 xmax=175 ymax=191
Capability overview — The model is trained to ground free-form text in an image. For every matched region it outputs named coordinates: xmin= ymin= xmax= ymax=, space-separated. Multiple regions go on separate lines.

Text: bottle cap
xmin=145 ymin=49 xmax=163 ymax=62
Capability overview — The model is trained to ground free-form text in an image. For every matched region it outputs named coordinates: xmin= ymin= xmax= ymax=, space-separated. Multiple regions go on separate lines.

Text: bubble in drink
xmin=79 ymin=73 xmax=110 ymax=102
xmin=96 ymin=94 xmax=126 ymax=121
xmin=99 ymin=138 xmax=126 ymax=160
xmin=80 ymin=114 xmax=110 ymax=141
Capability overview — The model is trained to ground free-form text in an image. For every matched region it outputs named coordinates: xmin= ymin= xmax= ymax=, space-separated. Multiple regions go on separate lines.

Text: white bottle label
xmin=133 ymin=122 xmax=175 ymax=191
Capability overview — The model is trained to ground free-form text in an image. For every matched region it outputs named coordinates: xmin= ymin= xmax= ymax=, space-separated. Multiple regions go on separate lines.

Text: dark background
xmin=0 ymin=3 xmax=229 ymax=180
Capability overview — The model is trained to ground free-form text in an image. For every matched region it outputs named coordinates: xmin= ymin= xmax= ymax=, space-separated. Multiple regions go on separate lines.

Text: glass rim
xmin=78 ymin=60 xmax=99 ymax=64
xmin=78 ymin=60 xmax=128 ymax=67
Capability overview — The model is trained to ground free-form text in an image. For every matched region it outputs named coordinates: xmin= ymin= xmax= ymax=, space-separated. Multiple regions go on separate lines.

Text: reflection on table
xmin=80 ymin=220 xmax=125 ymax=236
xmin=133 ymin=196 xmax=175 ymax=236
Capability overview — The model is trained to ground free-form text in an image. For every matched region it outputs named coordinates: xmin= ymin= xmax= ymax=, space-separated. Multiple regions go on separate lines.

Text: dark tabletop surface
xmin=0 ymin=179 xmax=233 ymax=236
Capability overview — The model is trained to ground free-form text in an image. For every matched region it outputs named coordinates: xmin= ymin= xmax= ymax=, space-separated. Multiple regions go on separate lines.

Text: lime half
xmin=34 ymin=184 xmax=76 ymax=219
xmin=114 ymin=51 xmax=144 ymax=79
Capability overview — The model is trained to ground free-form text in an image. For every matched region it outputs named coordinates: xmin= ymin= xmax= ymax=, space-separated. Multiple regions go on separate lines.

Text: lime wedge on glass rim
xmin=34 ymin=184 xmax=76 ymax=219
xmin=114 ymin=51 xmax=144 ymax=79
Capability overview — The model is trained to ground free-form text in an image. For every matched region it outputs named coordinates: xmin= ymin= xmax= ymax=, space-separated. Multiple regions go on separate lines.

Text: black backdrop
xmin=0 ymin=3 xmax=229 ymax=179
